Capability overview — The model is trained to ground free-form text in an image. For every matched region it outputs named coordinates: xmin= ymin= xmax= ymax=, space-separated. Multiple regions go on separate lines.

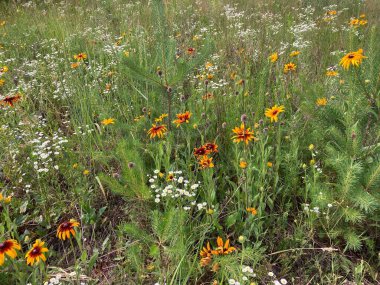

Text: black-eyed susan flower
xmin=25 ymin=239 xmax=48 ymax=266
xmin=265 ymin=105 xmax=285 ymax=122
xmin=339 ymin=49 xmax=367 ymax=70
xmin=57 ymin=219 xmax=80 ymax=240
xmin=147 ymin=124 xmax=167 ymax=139
xmin=173 ymin=111 xmax=191 ymax=127
xmin=0 ymin=66 xmax=8 ymax=73
xmin=316 ymin=98 xmax=327 ymax=106
xmin=0 ymin=239 xmax=21 ymax=266
xmin=101 ymin=118 xmax=115 ymax=126
xmin=284 ymin=62 xmax=296 ymax=74
xmin=269 ymin=52 xmax=278 ymax=63
xmin=232 ymin=124 xmax=256 ymax=144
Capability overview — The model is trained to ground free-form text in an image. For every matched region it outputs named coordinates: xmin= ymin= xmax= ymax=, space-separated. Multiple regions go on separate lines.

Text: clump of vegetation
xmin=0 ymin=0 xmax=379 ymax=284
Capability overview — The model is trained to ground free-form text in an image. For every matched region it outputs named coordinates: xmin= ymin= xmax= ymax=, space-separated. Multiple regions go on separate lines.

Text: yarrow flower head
xmin=0 ymin=239 xmax=21 ymax=266
xmin=339 ymin=49 xmax=367 ymax=70
xmin=265 ymin=105 xmax=285 ymax=122
xmin=25 ymin=239 xmax=48 ymax=266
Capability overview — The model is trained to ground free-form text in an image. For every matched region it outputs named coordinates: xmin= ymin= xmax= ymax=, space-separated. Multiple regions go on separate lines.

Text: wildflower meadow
xmin=0 ymin=0 xmax=379 ymax=284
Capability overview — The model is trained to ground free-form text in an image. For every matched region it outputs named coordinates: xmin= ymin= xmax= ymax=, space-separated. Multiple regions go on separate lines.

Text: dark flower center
xmin=348 ymin=54 xmax=355 ymax=58
xmin=32 ymin=248 xmax=40 ymax=255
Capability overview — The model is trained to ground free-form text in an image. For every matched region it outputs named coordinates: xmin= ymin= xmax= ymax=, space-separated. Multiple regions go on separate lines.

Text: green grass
xmin=0 ymin=0 xmax=379 ymax=284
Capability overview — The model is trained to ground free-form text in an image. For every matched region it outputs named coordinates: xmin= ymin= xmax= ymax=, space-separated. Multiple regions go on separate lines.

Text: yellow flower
xmin=284 ymin=62 xmax=296 ymax=74
xmin=154 ymin=113 xmax=168 ymax=123
xmin=0 ymin=66 xmax=8 ymax=73
xmin=267 ymin=162 xmax=273 ymax=168
xmin=206 ymin=208 xmax=214 ymax=215
xmin=83 ymin=169 xmax=90 ymax=175
xmin=0 ymin=79 xmax=5 ymax=86
xmin=269 ymin=52 xmax=278 ymax=63
xmin=265 ymin=105 xmax=285 ymax=122
xmin=25 ymin=239 xmax=48 ymax=266
xmin=350 ymin=18 xmax=360 ymax=26
xmin=308 ymin=144 xmax=314 ymax=151
xmin=57 ymin=219 xmax=80 ymax=240
xmin=316 ymin=98 xmax=327 ymax=106
xmin=205 ymin=62 xmax=213 ymax=69
xmin=239 ymin=161 xmax=248 ymax=169
xmin=72 ymin=163 xmax=78 ymax=169
xmin=290 ymin=50 xmax=301 ymax=57
xmin=124 ymin=51 xmax=130 ymax=57
xmin=310 ymin=159 xmax=316 ymax=166
xmin=101 ymin=118 xmax=115 ymax=126
xmin=211 ymin=237 xmax=236 ymax=256
xmin=326 ymin=70 xmax=338 ymax=77
xmin=0 ymin=239 xmax=21 ymax=266
xmin=339 ymin=49 xmax=367 ymax=70
xmin=359 ymin=20 xmax=367 ymax=26
xmin=199 ymin=156 xmax=214 ymax=169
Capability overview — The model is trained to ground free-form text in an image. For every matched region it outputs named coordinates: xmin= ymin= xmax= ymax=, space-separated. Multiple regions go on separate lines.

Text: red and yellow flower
xmin=57 ymin=219 xmax=80 ymax=240
xmin=25 ymin=239 xmax=48 ymax=266
xmin=147 ymin=124 xmax=168 ymax=139
xmin=0 ymin=239 xmax=21 ymax=266
xmin=232 ymin=124 xmax=256 ymax=144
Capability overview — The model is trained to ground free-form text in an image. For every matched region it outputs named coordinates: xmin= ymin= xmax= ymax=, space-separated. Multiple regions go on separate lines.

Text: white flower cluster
xmin=268 ymin=272 xmax=288 ymax=284
xmin=227 ymin=265 xmax=257 ymax=284
xmin=149 ymin=169 xmax=207 ymax=211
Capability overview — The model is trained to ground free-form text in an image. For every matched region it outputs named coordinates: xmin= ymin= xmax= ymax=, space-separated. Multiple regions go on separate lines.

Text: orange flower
xmin=199 ymin=156 xmax=214 ymax=169
xmin=74 ymin=53 xmax=87 ymax=61
xmin=269 ymin=52 xmax=278 ymax=63
xmin=200 ymin=242 xmax=212 ymax=258
xmin=316 ymin=98 xmax=328 ymax=106
xmin=173 ymin=111 xmax=191 ymax=127
xmin=147 ymin=124 xmax=168 ymax=139
xmin=25 ymin=239 xmax=48 ymax=266
xmin=246 ymin=207 xmax=257 ymax=215
xmin=0 ymin=94 xmax=22 ymax=107
xmin=232 ymin=124 xmax=256 ymax=144
xmin=239 ymin=161 xmax=248 ymax=169
xmin=203 ymin=142 xmax=218 ymax=154
xmin=211 ymin=237 xmax=236 ymax=256
xmin=57 ymin=219 xmax=80 ymax=240
xmin=0 ymin=239 xmax=21 ymax=266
